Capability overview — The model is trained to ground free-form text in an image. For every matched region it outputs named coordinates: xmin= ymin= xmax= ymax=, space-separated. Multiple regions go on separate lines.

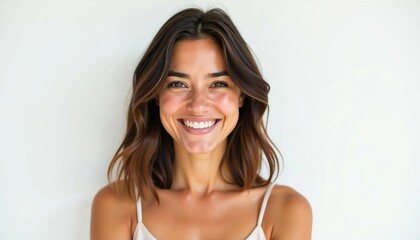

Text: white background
xmin=1 ymin=0 xmax=419 ymax=239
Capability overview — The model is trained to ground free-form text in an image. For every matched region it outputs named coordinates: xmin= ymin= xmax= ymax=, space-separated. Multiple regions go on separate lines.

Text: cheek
xmin=211 ymin=93 xmax=241 ymax=113
xmin=158 ymin=93 xmax=184 ymax=114
xmin=158 ymin=93 xmax=184 ymax=137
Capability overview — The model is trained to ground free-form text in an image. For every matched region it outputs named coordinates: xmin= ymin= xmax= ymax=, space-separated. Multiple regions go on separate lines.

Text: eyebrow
xmin=167 ymin=70 xmax=228 ymax=79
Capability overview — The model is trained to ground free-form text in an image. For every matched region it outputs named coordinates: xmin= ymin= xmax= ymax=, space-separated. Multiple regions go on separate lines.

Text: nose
xmin=187 ymin=88 xmax=209 ymax=113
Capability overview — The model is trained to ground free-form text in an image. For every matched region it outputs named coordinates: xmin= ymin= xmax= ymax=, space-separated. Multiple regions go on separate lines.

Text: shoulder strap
xmin=257 ymin=183 xmax=276 ymax=225
xmin=136 ymin=198 xmax=142 ymax=222
xmin=135 ymin=187 xmax=142 ymax=222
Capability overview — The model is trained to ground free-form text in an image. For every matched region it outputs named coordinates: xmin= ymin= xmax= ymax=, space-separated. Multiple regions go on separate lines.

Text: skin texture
xmin=91 ymin=39 xmax=312 ymax=240
xmin=159 ymin=39 xmax=243 ymax=155
xmin=158 ymin=39 xmax=244 ymax=193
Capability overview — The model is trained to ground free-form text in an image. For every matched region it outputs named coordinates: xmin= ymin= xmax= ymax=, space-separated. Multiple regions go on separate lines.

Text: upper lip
xmin=178 ymin=117 xmax=221 ymax=122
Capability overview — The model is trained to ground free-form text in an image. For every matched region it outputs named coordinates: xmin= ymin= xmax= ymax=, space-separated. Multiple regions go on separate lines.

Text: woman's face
xmin=158 ymin=38 xmax=244 ymax=154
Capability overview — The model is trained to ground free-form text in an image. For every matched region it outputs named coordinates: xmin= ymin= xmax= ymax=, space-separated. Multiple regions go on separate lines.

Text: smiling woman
xmin=91 ymin=8 xmax=312 ymax=240
xmin=159 ymin=39 xmax=244 ymax=154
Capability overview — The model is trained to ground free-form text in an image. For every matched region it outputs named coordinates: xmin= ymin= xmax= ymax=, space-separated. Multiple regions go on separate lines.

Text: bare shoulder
xmin=269 ymin=185 xmax=312 ymax=217
xmin=265 ymin=185 xmax=312 ymax=240
xmin=91 ymin=181 xmax=136 ymax=240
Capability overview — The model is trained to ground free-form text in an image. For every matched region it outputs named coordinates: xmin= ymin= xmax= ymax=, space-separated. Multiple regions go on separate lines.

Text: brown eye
xmin=211 ymin=81 xmax=228 ymax=88
xmin=168 ymin=81 xmax=187 ymax=88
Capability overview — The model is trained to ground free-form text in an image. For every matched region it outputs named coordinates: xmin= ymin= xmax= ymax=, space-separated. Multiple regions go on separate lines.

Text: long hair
xmin=108 ymin=8 xmax=280 ymax=202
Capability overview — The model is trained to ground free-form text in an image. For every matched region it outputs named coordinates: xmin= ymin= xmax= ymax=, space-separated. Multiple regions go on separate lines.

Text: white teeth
xmin=182 ymin=120 xmax=216 ymax=129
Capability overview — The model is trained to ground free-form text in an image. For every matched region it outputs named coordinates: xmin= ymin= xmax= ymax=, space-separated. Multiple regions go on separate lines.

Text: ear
xmin=154 ymin=97 xmax=160 ymax=106
xmin=239 ymin=93 xmax=245 ymax=108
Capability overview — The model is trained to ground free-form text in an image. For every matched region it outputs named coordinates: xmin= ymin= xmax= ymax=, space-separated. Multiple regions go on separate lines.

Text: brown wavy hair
xmin=108 ymin=8 xmax=280 ymax=202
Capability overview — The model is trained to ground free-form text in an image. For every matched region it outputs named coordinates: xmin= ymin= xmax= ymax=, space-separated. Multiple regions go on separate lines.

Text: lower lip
xmin=179 ymin=120 xmax=220 ymax=135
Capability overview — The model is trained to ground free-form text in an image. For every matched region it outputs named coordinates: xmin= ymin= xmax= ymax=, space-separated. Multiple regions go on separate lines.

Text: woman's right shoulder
xmin=93 ymin=181 xmax=135 ymax=207
xmin=91 ymin=181 xmax=137 ymax=240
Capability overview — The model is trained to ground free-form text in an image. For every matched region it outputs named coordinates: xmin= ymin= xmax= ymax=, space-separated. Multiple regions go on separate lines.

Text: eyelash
xmin=211 ymin=81 xmax=229 ymax=88
xmin=167 ymin=81 xmax=229 ymax=88
xmin=167 ymin=81 xmax=187 ymax=88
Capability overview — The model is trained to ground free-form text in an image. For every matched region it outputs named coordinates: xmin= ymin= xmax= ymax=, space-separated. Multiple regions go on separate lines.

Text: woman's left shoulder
xmin=265 ymin=184 xmax=313 ymax=239
xmin=269 ymin=184 xmax=311 ymax=209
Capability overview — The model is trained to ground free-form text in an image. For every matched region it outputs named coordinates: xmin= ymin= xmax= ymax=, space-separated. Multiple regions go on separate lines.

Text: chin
xmin=183 ymin=142 xmax=217 ymax=154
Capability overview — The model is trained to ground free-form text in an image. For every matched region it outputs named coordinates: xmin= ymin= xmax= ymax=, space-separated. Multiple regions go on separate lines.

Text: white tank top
xmin=133 ymin=183 xmax=275 ymax=240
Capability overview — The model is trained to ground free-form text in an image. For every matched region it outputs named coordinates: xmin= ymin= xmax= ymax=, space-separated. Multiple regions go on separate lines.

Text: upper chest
xmin=136 ymin=188 xmax=269 ymax=240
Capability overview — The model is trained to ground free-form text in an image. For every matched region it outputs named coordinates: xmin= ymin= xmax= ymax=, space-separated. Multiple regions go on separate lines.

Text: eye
xmin=210 ymin=81 xmax=228 ymax=88
xmin=167 ymin=81 xmax=188 ymax=88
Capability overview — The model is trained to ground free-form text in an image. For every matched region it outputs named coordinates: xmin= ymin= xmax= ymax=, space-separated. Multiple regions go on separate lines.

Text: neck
xmin=171 ymin=142 xmax=235 ymax=195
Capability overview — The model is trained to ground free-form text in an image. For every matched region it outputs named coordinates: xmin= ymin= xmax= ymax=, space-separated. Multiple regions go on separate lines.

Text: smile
xmin=181 ymin=119 xmax=220 ymax=129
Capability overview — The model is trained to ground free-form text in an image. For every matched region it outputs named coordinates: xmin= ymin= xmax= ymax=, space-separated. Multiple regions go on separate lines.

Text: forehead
xmin=170 ymin=38 xmax=226 ymax=70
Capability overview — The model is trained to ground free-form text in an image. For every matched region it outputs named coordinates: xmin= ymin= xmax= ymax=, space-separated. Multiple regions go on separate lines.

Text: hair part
xmin=108 ymin=8 xmax=280 ymax=202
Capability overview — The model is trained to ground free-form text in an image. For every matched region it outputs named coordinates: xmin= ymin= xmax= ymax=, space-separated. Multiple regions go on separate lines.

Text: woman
xmin=91 ymin=8 xmax=312 ymax=240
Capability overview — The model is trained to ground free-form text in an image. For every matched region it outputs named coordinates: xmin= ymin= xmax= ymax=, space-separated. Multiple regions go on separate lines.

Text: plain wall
xmin=1 ymin=0 xmax=419 ymax=239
